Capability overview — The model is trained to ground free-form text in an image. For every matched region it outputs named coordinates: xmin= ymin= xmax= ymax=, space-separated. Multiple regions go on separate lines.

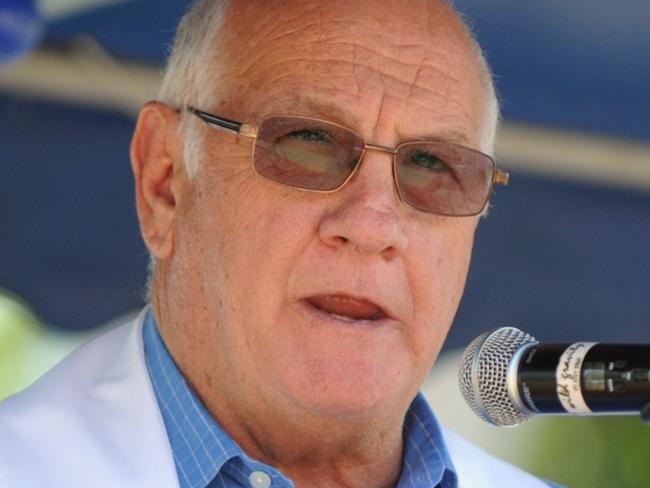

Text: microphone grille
xmin=458 ymin=327 xmax=537 ymax=427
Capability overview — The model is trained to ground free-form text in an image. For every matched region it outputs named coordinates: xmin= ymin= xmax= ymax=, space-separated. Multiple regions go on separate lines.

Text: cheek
xmin=408 ymin=220 xmax=477 ymax=357
xmin=193 ymin=170 xmax=323 ymax=322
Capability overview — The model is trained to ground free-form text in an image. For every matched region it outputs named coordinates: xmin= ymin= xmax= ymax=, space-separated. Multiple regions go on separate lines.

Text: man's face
xmin=164 ymin=0 xmax=487 ymax=421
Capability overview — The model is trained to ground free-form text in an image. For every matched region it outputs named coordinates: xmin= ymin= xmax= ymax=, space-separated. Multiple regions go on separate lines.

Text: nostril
xmin=380 ymin=246 xmax=398 ymax=261
xmin=325 ymin=235 xmax=347 ymax=247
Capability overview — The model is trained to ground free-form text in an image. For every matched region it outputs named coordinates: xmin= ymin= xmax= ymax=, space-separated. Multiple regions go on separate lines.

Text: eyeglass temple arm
xmin=493 ymin=168 xmax=509 ymax=186
xmin=186 ymin=107 xmax=258 ymax=138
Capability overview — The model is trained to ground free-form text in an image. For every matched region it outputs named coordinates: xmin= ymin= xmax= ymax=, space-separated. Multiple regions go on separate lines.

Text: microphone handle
xmin=514 ymin=343 xmax=650 ymax=416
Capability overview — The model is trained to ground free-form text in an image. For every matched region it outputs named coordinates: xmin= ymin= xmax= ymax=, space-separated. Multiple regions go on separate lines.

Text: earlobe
xmin=130 ymin=101 xmax=183 ymax=259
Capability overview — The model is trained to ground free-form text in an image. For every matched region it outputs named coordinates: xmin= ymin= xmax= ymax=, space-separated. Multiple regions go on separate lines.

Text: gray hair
xmin=157 ymin=0 xmax=232 ymax=178
xmin=452 ymin=4 xmax=501 ymax=154
xmin=157 ymin=0 xmax=500 ymax=178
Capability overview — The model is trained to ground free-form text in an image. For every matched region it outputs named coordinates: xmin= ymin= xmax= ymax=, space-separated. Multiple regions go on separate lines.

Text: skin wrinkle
xmin=352 ymin=43 xmax=363 ymax=103
xmin=340 ymin=44 xmax=438 ymax=81
xmin=370 ymin=64 xmax=388 ymax=143
xmin=318 ymin=44 xmax=427 ymax=74
xmin=395 ymin=0 xmax=416 ymax=111
xmin=243 ymin=23 xmax=323 ymax=57
xmin=405 ymin=51 xmax=427 ymax=111
xmin=316 ymin=0 xmax=326 ymax=44
xmin=226 ymin=5 xmax=344 ymax=82
xmin=326 ymin=42 xmax=454 ymax=104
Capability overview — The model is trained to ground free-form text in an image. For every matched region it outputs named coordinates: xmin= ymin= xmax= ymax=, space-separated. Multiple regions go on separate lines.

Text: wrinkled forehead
xmin=212 ymin=0 xmax=485 ymax=141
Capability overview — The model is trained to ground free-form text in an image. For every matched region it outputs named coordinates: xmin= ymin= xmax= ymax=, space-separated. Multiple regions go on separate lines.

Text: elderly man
xmin=0 ymin=1 xmax=562 ymax=487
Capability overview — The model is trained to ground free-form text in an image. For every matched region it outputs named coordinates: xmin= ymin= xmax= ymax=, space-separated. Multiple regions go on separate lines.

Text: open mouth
xmin=305 ymin=294 xmax=388 ymax=322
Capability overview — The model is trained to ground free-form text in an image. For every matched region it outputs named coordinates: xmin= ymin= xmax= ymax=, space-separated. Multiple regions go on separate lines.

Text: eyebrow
xmin=407 ymin=128 xmax=472 ymax=146
xmin=271 ymin=95 xmax=359 ymax=128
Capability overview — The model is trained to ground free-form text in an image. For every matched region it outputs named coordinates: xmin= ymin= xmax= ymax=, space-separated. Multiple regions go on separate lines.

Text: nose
xmin=317 ymin=150 xmax=408 ymax=260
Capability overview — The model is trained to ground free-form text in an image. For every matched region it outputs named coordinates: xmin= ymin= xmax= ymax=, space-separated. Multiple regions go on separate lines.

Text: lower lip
xmin=298 ymin=300 xmax=392 ymax=329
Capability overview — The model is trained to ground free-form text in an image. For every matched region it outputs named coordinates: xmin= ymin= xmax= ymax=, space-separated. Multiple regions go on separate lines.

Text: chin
xmin=292 ymin=392 xmax=391 ymax=419
xmin=279 ymin=359 xmax=413 ymax=419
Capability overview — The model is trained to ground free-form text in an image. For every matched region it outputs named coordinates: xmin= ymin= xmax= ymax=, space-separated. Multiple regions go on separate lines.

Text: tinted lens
xmin=253 ymin=116 xmax=365 ymax=191
xmin=395 ymin=142 xmax=494 ymax=216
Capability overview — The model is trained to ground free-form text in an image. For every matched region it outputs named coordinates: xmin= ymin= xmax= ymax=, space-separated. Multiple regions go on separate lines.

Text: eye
xmin=284 ymin=128 xmax=331 ymax=143
xmin=407 ymin=149 xmax=449 ymax=171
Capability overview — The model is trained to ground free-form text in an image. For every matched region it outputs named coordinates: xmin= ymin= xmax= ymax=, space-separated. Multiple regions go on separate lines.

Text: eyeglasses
xmin=186 ymin=106 xmax=509 ymax=216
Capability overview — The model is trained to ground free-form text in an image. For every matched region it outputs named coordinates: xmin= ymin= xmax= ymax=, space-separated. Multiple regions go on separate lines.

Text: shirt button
xmin=249 ymin=470 xmax=272 ymax=488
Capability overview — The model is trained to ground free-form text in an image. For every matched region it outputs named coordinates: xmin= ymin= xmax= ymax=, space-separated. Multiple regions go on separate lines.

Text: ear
xmin=130 ymin=101 xmax=185 ymax=259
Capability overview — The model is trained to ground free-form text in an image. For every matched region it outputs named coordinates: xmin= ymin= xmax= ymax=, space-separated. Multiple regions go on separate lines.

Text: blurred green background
xmin=530 ymin=416 xmax=650 ymax=487
xmin=0 ymin=291 xmax=95 ymax=399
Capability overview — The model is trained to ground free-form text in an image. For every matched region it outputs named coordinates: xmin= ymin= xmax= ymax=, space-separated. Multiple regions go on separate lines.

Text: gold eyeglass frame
xmin=185 ymin=106 xmax=510 ymax=217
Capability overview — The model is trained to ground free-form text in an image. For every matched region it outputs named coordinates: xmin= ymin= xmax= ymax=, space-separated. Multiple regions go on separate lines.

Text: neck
xmin=218 ymin=402 xmax=406 ymax=488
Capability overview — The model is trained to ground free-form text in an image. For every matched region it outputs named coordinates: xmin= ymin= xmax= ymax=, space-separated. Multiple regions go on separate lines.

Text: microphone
xmin=458 ymin=327 xmax=650 ymax=427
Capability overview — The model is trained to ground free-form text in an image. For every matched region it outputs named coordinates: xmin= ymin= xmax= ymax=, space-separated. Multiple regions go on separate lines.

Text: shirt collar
xmin=398 ymin=394 xmax=458 ymax=488
xmin=143 ymin=309 xmax=457 ymax=488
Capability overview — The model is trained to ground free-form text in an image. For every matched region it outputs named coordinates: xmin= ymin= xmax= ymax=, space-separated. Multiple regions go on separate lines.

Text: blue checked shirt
xmin=143 ymin=311 xmax=457 ymax=487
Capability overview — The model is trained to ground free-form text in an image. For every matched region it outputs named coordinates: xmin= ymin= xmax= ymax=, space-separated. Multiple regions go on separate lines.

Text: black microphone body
xmin=458 ymin=327 xmax=650 ymax=426
xmin=515 ymin=343 xmax=650 ymax=416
